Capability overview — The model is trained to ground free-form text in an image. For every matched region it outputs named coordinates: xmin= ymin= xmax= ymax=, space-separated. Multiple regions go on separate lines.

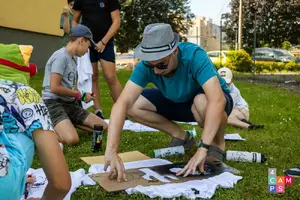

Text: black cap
xmin=70 ymin=25 xmax=96 ymax=47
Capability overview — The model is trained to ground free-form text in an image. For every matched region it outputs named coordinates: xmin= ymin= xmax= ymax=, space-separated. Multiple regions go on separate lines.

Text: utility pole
xmin=220 ymin=17 xmax=223 ymax=67
xmin=253 ymin=12 xmax=257 ymax=77
xmin=235 ymin=28 xmax=238 ymax=50
xmin=238 ymin=0 xmax=243 ymax=49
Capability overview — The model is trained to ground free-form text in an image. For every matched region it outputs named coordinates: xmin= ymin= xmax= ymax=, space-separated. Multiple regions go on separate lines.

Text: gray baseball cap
xmin=134 ymin=23 xmax=180 ymax=61
xmin=70 ymin=25 xmax=97 ymax=47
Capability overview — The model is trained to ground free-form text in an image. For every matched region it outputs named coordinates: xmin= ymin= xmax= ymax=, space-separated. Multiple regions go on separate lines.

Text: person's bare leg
xmin=100 ymin=59 xmax=122 ymax=102
xmin=232 ymin=108 xmax=248 ymax=120
xmin=191 ymin=103 xmax=205 ymax=128
xmin=82 ymin=113 xmax=108 ymax=131
xmin=32 ymin=129 xmax=71 ymax=200
xmin=227 ymin=109 xmax=250 ymax=129
xmin=240 ymin=108 xmax=250 ymax=121
xmin=92 ymin=62 xmax=101 ymax=111
xmin=54 ymin=119 xmax=79 ymax=145
xmin=192 ymin=94 xmax=227 ymax=151
xmin=228 ymin=116 xmax=250 ymax=129
xmin=213 ymin=111 xmax=227 ymax=151
xmin=127 ymin=95 xmax=187 ymax=140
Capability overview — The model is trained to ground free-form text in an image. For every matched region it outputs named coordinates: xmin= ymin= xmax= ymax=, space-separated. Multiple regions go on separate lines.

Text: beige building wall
xmin=184 ymin=16 xmax=228 ymax=51
xmin=206 ymin=38 xmax=221 ymax=51
xmin=0 ymin=0 xmax=66 ymax=36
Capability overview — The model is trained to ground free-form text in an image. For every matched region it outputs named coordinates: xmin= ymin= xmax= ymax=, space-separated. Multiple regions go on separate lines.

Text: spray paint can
xmin=226 ymin=150 xmax=267 ymax=163
xmin=92 ymin=124 xmax=103 ymax=152
xmin=153 ymin=146 xmax=185 ymax=158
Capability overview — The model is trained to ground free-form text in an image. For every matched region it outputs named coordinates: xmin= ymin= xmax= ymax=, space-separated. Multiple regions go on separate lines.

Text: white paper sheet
xmin=224 ymin=133 xmax=246 ymax=141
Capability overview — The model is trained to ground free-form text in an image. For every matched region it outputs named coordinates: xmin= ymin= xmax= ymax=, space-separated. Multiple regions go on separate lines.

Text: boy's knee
xmin=63 ymin=135 xmax=79 ymax=145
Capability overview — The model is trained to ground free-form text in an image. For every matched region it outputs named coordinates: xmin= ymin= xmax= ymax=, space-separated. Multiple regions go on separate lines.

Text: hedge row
xmin=213 ymin=50 xmax=300 ymax=73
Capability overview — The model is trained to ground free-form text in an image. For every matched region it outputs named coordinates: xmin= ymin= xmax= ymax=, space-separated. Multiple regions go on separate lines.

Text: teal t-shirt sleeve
xmin=129 ymin=63 xmax=150 ymax=88
xmin=60 ymin=13 xmax=64 ymax=29
xmin=190 ymin=49 xmax=218 ymax=86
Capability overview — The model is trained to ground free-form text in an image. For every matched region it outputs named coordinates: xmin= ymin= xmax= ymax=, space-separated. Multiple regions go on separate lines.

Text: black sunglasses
xmin=143 ymin=61 xmax=169 ymax=70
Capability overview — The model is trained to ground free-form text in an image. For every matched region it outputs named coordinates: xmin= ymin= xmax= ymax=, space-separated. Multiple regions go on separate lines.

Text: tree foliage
xmin=223 ymin=0 xmax=300 ymax=50
xmin=282 ymin=41 xmax=292 ymax=50
xmin=115 ymin=0 xmax=195 ymax=53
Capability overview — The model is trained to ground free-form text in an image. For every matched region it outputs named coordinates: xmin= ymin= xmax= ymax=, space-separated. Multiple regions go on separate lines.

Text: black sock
xmin=241 ymin=119 xmax=252 ymax=125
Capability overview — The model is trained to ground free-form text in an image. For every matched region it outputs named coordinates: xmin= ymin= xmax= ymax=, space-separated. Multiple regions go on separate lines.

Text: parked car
xmin=207 ymin=51 xmax=229 ymax=63
xmin=252 ymin=48 xmax=299 ymax=63
xmin=115 ymin=53 xmax=136 ymax=69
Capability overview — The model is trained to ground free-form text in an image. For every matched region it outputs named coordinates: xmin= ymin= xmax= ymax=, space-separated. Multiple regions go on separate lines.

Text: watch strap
xmin=198 ymin=139 xmax=210 ymax=149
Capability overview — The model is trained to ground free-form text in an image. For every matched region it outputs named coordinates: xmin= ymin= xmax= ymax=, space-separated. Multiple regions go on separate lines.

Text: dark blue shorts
xmin=141 ymin=88 xmax=233 ymax=122
xmin=89 ymin=41 xmax=115 ymax=63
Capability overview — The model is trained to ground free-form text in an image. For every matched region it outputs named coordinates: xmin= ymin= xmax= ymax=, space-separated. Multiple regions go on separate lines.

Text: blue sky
xmin=189 ymin=0 xmax=231 ymax=25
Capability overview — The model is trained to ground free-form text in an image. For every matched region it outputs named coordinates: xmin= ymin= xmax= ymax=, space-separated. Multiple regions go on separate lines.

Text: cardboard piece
xmin=90 ymin=161 xmax=226 ymax=192
xmin=81 ymin=151 xmax=150 ymax=165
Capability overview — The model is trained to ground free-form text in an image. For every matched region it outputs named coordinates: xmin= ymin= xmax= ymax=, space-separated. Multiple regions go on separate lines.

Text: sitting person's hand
xmin=26 ymin=175 xmax=36 ymax=184
xmin=84 ymin=92 xmax=95 ymax=103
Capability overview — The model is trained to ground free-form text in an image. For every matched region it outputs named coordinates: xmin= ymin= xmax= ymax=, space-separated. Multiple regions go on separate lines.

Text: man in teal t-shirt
xmin=103 ymin=23 xmax=233 ymax=181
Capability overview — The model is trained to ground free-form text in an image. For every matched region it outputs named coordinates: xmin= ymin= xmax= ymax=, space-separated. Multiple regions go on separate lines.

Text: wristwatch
xmin=197 ymin=140 xmax=210 ymax=150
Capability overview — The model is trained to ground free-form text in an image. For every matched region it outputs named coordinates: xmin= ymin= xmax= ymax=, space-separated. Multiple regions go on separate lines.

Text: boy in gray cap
xmin=42 ymin=25 xmax=107 ymax=145
xmin=104 ymin=23 xmax=233 ymax=181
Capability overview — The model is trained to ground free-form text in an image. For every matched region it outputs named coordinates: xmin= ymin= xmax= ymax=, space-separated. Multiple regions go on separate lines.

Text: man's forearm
xmin=106 ymin=102 xmax=127 ymax=152
xmin=201 ymin=101 xmax=225 ymax=145
xmin=51 ymin=85 xmax=78 ymax=98
xmin=102 ymin=21 xmax=120 ymax=44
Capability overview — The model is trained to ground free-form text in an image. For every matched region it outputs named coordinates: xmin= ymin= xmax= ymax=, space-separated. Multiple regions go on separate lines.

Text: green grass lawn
xmin=30 ymin=70 xmax=300 ymax=200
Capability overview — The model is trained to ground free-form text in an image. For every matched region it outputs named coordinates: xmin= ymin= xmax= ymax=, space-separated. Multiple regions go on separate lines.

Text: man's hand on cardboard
xmin=176 ymin=148 xmax=208 ymax=177
xmin=104 ymin=150 xmax=127 ymax=182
